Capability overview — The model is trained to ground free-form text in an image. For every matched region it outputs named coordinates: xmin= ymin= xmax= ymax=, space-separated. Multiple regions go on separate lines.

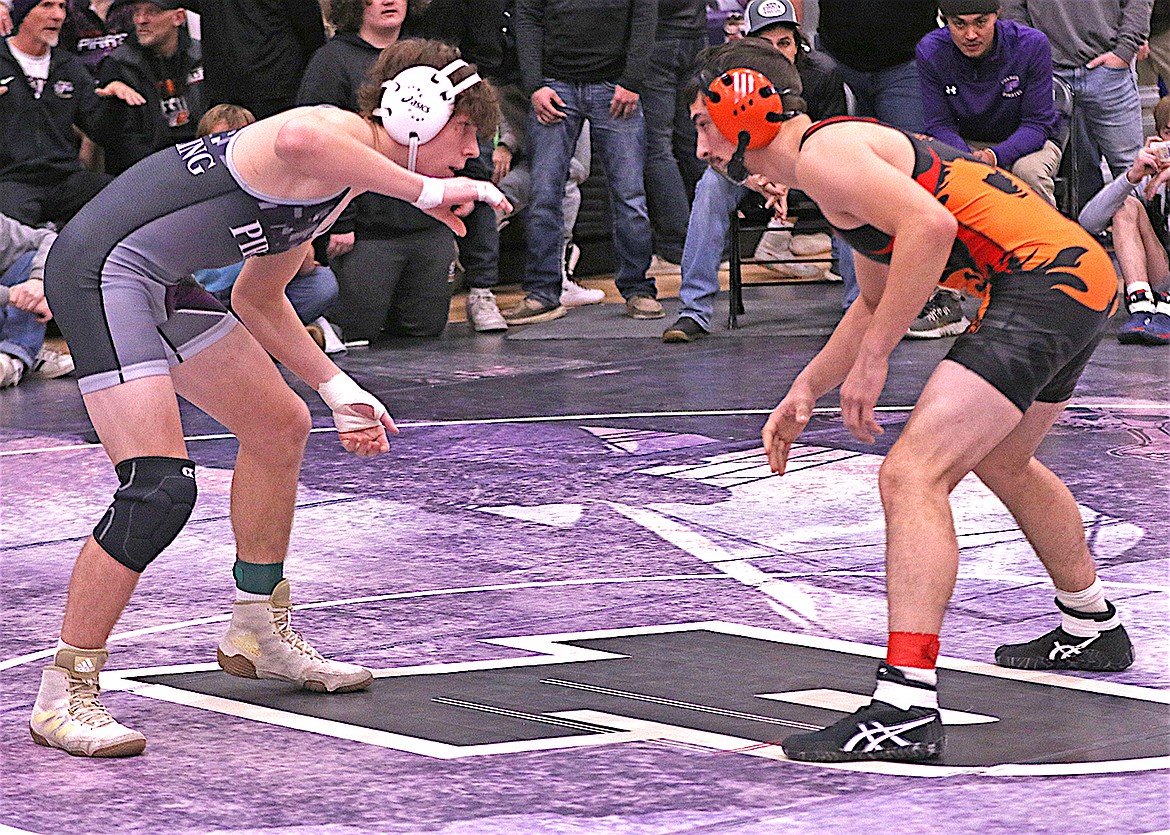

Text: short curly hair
xmin=357 ymin=38 xmax=500 ymax=139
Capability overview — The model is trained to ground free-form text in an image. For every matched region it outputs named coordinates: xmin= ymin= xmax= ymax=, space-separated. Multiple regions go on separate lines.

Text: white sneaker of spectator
xmin=0 ymin=353 xmax=24 ymax=388
xmin=310 ymin=316 xmax=348 ymax=354
xmin=465 ymin=288 xmax=508 ymax=332
xmin=560 ymin=277 xmax=604 ymax=306
xmin=31 ymin=346 xmax=74 ymax=379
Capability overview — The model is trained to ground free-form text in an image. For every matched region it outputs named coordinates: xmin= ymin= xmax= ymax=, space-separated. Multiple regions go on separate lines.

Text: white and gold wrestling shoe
xmin=30 ymin=646 xmax=146 ymax=757
xmin=217 ymin=579 xmax=373 ymax=693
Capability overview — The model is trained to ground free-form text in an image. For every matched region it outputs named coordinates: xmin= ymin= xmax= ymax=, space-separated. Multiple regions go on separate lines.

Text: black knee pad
xmin=93 ymin=456 xmax=197 ymax=573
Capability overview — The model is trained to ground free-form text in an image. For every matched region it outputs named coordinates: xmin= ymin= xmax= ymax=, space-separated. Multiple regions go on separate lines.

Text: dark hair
xmin=1156 ymin=95 xmax=1170 ymax=135
xmin=357 ymin=38 xmax=500 ymax=138
xmin=685 ymin=38 xmax=805 ymax=114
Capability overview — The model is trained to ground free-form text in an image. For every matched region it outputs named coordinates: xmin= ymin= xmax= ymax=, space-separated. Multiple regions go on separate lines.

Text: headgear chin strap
xmin=703 ymin=67 xmax=802 ymax=182
xmin=373 ymin=59 xmax=482 ymax=172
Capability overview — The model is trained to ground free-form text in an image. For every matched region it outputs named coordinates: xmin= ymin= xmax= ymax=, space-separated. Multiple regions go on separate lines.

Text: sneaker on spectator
xmin=561 ymin=278 xmax=604 ymax=307
xmin=789 ymin=232 xmax=832 ymax=256
xmin=1117 ymin=310 xmax=1153 ymax=344
xmin=307 ymin=316 xmax=347 ymax=354
xmin=1138 ymin=310 xmax=1170 ymax=345
xmin=626 ymin=294 xmax=664 ymax=319
xmin=752 ymin=228 xmax=792 ymax=262
xmin=30 ymin=346 xmax=74 ymax=378
xmin=502 ymin=296 xmax=566 ymax=325
xmin=0 ymin=353 xmax=24 ymax=388
xmin=465 ymin=288 xmax=508 ymax=332
xmin=662 ymin=316 xmax=708 ymax=343
xmin=647 ymin=255 xmax=681 ymax=275
xmin=906 ymin=288 xmax=969 ymax=339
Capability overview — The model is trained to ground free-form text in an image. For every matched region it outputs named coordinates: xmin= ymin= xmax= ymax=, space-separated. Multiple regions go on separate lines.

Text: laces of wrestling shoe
xmin=67 ymin=675 xmax=115 ymax=727
xmin=269 ymin=604 xmax=326 ymax=661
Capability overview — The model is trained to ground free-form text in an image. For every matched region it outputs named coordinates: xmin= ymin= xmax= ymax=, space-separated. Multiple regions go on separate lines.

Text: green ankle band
xmin=232 ymin=559 xmax=284 ymax=595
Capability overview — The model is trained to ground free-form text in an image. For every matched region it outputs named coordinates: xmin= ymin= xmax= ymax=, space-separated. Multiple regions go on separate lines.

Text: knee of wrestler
xmin=238 ymin=392 xmax=312 ymax=459
xmin=877 ymin=444 xmax=941 ymax=507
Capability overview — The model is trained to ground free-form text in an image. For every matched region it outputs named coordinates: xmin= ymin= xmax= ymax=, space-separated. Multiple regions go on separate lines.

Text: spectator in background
xmin=663 ymin=0 xmax=848 ymax=342
xmin=1002 ymin=0 xmax=1151 ymax=215
xmin=0 ymin=209 xmax=73 ymax=387
xmin=63 ymin=0 xmax=133 ymax=73
xmin=181 ymin=0 xmax=324 ymax=119
xmin=918 ymin=0 xmax=1062 ymax=205
xmin=96 ymin=0 xmax=207 ymax=175
xmin=1079 ymin=98 xmax=1170 ymax=346
xmin=423 ymin=0 xmax=514 ymax=331
xmin=642 ymin=0 xmax=707 ymax=266
xmin=509 ymin=0 xmax=659 ymax=325
xmin=0 ymin=0 xmax=140 ymax=227
xmin=189 ymin=104 xmax=343 ymax=353
xmin=298 ymin=4 xmax=458 ymax=342
xmin=817 ymin=0 xmax=970 ymax=340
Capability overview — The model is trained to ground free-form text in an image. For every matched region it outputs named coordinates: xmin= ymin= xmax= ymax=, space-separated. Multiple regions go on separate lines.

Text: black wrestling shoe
xmin=781 ymin=699 xmax=943 ymax=763
xmin=994 ymin=601 xmax=1134 ymax=671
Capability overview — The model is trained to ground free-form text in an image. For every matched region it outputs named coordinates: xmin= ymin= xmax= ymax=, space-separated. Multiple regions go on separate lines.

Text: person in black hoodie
xmin=180 ymin=0 xmax=323 ymax=119
xmin=96 ymin=0 xmax=206 ymax=175
xmin=0 ymin=0 xmax=139 ymax=227
xmin=297 ymin=0 xmax=456 ymax=341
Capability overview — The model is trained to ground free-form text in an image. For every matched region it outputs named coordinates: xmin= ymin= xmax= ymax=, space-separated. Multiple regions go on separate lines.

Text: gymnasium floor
xmin=1 ymin=283 xmax=1167 ymax=834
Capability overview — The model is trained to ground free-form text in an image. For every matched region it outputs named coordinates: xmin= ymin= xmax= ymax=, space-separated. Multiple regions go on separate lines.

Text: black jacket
xmin=181 ymin=0 xmax=325 ymax=116
xmin=97 ymin=30 xmax=207 ymax=174
xmin=0 ymin=41 xmax=104 ymax=184
xmin=296 ymin=32 xmax=440 ymax=238
xmin=422 ymin=0 xmax=521 ymax=86
xmin=818 ymin=0 xmax=941 ymax=73
xmin=514 ymin=0 xmax=657 ymax=95
xmin=656 ymin=0 xmax=706 ymax=39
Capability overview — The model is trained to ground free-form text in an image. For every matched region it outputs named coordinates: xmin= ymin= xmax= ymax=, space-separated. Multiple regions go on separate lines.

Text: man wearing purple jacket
xmin=917 ymin=0 xmax=1062 ymax=204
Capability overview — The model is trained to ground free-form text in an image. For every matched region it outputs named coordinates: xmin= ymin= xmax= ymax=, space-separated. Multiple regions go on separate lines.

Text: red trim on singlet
xmin=799 ymin=115 xmax=880 ymax=149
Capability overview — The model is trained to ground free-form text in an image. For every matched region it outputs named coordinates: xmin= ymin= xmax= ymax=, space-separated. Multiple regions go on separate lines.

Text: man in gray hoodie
xmin=0 ymin=210 xmax=72 ymax=387
xmin=1003 ymin=0 xmax=1152 ymax=213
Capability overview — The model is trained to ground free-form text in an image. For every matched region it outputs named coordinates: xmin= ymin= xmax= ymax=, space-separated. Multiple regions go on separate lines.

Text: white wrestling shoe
xmin=30 ymin=646 xmax=146 ymax=758
xmin=217 ymin=579 xmax=373 ymax=693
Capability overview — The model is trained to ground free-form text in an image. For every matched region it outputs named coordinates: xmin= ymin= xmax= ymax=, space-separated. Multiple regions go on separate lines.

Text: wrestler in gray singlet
xmin=44 ymin=124 xmax=350 ymax=394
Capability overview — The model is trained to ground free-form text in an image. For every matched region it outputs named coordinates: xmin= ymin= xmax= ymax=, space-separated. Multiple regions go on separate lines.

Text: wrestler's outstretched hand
xmin=318 ymin=372 xmax=400 ymax=458
xmin=337 ymin=410 xmax=398 ymax=458
xmin=839 ymin=354 xmax=887 ymax=444
xmin=762 ymin=385 xmax=815 ymax=475
xmin=416 ymin=177 xmax=513 ymax=237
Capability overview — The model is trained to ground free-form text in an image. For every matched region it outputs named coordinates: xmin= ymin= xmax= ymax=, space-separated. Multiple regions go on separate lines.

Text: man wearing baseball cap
xmin=97 ymin=0 xmax=207 ymax=174
xmin=917 ymin=1 xmax=1062 ymax=204
xmin=663 ymin=0 xmax=851 ymax=342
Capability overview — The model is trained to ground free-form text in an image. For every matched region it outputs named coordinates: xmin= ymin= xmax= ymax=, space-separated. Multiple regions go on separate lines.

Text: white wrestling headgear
xmin=373 ymin=59 xmax=482 ymax=172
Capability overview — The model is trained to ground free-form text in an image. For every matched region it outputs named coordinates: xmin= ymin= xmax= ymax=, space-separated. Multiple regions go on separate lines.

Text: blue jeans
xmin=641 ymin=35 xmax=706 ymax=262
xmin=679 ymin=169 xmax=860 ymax=330
xmin=1058 ymin=65 xmax=1143 ymax=213
xmin=197 ymin=262 xmax=338 ymax=325
xmin=823 ymin=54 xmax=924 ymax=131
xmin=525 ymin=80 xmax=654 ymax=304
xmin=0 ymin=251 xmax=46 ymax=367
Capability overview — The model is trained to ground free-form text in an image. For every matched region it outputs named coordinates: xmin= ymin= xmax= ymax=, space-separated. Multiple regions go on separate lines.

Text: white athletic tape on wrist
xmin=318 ymin=372 xmax=388 ymax=433
xmin=412 ymin=177 xmax=445 ymax=209
xmin=475 ymin=180 xmax=506 ymax=208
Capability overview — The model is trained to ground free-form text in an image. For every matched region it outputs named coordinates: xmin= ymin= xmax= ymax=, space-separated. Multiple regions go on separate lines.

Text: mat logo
xmin=111 ymin=623 xmax=1169 ymax=778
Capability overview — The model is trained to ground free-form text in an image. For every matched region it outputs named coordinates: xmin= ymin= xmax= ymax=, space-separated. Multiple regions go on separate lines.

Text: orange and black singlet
xmin=799 ymin=116 xmax=1117 ymax=325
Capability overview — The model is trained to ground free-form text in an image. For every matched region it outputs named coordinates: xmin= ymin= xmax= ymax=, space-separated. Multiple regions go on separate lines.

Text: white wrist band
xmin=317 ymin=372 xmax=364 ymax=410
xmin=412 ymin=177 xmax=445 ymax=209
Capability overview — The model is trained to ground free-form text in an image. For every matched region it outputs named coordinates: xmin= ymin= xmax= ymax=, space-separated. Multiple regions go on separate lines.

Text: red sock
xmin=887 ymin=632 xmax=940 ymax=670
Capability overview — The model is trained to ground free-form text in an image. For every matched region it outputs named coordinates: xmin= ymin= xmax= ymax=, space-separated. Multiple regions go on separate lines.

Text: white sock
xmin=1125 ymin=282 xmax=1156 ymax=314
xmin=873 ymin=665 xmax=938 ymax=710
xmin=1056 ymin=578 xmax=1122 ymax=637
xmin=235 ymin=589 xmax=271 ymax=603
xmin=1155 ymin=292 xmax=1170 ymax=316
